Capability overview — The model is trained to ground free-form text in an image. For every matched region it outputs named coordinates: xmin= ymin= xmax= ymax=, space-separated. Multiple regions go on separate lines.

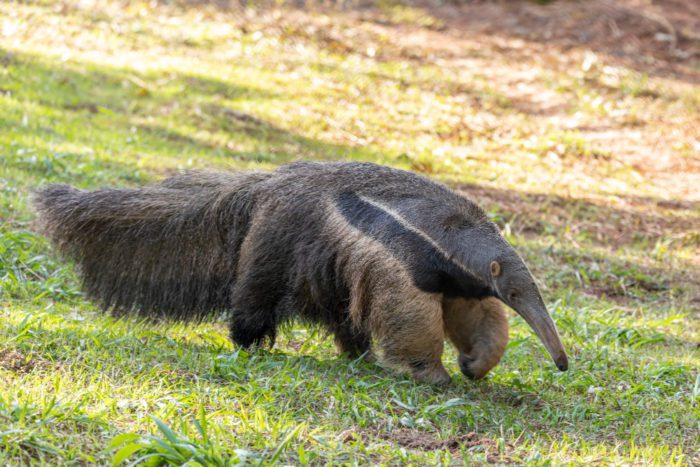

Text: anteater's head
xmin=488 ymin=252 xmax=568 ymax=372
xmin=461 ymin=223 xmax=569 ymax=373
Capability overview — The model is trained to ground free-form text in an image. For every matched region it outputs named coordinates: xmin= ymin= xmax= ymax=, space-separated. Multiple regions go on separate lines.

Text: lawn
xmin=1 ymin=0 xmax=698 ymax=464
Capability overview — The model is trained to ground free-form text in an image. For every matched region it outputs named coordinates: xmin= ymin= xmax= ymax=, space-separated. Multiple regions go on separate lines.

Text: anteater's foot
xmin=411 ymin=362 xmax=451 ymax=385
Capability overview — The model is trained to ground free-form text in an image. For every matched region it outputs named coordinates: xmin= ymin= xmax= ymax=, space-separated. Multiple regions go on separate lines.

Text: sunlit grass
xmin=1 ymin=0 xmax=698 ymax=464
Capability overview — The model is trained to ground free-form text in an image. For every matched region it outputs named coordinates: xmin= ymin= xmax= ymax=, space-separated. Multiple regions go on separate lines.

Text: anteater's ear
xmin=490 ymin=260 xmax=501 ymax=277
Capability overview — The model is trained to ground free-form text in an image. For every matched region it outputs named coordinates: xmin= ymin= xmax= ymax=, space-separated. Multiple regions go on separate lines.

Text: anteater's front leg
xmin=442 ymin=297 xmax=509 ymax=380
xmin=376 ymin=292 xmax=451 ymax=385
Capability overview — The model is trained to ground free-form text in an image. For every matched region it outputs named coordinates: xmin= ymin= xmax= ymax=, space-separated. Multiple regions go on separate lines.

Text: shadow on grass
xmin=1 ymin=49 xmax=382 ymax=183
xmin=5 ymin=48 xmax=698 ymax=307
xmin=1 ymin=48 xmax=278 ymax=112
xmin=7 ymin=51 xmax=696 ymax=237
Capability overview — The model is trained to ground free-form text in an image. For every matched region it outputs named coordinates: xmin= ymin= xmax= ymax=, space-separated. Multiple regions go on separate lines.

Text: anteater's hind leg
xmin=377 ymin=292 xmax=451 ymax=385
xmin=442 ymin=297 xmax=509 ymax=380
xmin=229 ymin=285 xmax=280 ymax=349
xmin=229 ymin=286 xmax=281 ymax=349
xmin=229 ymin=236 xmax=285 ymax=349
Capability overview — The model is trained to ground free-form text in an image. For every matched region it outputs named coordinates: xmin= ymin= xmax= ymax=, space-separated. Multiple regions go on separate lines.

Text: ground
xmin=0 ymin=0 xmax=698 ymax=464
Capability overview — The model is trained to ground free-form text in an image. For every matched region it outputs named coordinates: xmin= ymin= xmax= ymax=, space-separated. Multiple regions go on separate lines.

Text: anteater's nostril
xmin=556 ymin=354 xmax=569 ymax=371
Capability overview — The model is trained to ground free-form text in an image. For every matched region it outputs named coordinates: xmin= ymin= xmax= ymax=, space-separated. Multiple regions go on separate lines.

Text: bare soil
xmin=340 ymin=426 xmax=514 ymax=461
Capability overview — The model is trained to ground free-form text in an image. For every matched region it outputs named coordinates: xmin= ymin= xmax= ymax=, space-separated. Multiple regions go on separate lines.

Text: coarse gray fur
xmin=33 ymin=161 xmax=568 ymax=383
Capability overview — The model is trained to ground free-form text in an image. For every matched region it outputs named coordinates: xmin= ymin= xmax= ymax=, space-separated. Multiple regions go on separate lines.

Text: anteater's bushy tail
xmin=33 ymin=171 xmax=272 ymax=320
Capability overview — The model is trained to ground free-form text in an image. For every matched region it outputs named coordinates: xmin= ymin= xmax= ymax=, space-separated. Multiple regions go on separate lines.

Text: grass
xmin=1 ymin=0 xmax=699 ymax=464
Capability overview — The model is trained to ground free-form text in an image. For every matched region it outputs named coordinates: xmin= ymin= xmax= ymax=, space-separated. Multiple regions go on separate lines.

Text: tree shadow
xmin=0 ymin=52 xmax=250 ymax=181
xmin=2 ymin=48 xmax=278 ymax=112
xmin=2 ymin=48 xmax=384 ymax=184
xmin=457 ymin=181 xmax=700 ymax=246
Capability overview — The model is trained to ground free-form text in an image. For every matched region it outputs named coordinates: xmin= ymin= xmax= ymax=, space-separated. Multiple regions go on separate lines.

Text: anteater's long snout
xmin=517 ymin=304 xmax=568 ymax=371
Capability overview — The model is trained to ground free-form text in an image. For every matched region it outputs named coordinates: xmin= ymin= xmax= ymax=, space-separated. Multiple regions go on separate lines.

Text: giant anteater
xmin=34 ymin=161 xmax=568 ymax=384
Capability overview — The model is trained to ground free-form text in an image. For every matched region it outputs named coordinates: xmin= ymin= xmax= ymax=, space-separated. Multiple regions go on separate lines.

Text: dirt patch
xmin=44 ymin=0 xmax=699 ymax=200
xmin=247 ymin=0 xmax=700 ymax=78
xmin=420 ymin=0 xmax=700 ymax=82
xmin=285 ymin=339 xmax=304 ymax=352
xmin=340 ymin=427 xmax=512 ymax=462
xmin=485 ymin=389 xmax=544 ymax=409
xmin=583 ymin=285 xmax=631 ymax=303
xmin=0 ymin=349 xmax=52 ymax=374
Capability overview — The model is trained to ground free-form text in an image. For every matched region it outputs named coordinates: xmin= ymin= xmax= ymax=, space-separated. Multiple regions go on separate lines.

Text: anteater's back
xmin=33 ymin=162 xmax=486 ymax=321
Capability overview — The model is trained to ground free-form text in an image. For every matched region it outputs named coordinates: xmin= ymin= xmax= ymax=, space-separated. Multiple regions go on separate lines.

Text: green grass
xmin=1 ymin=0 xmax=699 ymax=464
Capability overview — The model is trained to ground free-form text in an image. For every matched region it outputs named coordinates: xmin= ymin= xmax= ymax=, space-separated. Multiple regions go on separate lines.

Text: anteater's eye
xmin=508 ymin=291 xmax=518 ymax=302
xmin=490 ymin=261 xmax=501 ymax=277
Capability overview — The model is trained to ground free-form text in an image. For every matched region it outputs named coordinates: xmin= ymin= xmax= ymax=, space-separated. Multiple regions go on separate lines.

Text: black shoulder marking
xmin=335 ymin=192 xmax=491 ymax=298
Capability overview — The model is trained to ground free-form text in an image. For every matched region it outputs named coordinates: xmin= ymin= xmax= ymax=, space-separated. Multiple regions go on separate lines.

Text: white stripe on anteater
xmin=357 ymin=194 xmax=478 ymax=280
